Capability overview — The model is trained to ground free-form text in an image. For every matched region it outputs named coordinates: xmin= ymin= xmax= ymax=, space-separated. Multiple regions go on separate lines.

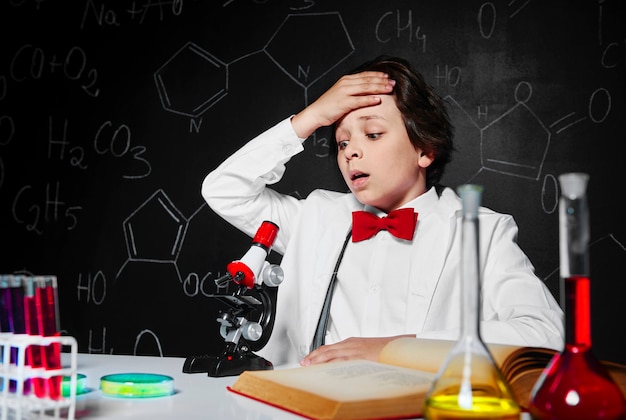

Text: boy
xmin=202 ymin=56 xmax=563 ymax=366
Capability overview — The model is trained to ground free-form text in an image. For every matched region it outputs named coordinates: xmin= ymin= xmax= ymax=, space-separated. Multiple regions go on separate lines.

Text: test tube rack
xmin=0 ymin=333 xmax=77 ymax=420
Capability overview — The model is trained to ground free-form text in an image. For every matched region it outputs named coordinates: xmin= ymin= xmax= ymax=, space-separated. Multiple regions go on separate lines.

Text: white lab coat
xmin=202 ymin=117 xmax=564 ymax=366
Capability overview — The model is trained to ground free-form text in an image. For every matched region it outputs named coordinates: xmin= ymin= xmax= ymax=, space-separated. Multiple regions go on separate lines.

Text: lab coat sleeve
xmin=478 ymin=213 xmax=564 ymax=350
xmin=416 ymin=210 xmax=564 ymax=351
xmin=201 ymin=117 xmax=305 ymax=254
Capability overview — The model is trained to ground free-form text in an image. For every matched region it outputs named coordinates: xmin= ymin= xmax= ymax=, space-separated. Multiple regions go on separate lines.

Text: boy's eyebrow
xmin=336 ymin=114 xmax=386 ymax=132
xmin=359 ymin=115 xmax=385 ymax=121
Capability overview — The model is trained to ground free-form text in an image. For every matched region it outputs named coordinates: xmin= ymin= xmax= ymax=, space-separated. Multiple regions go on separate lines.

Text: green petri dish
xmin=61 ymin=373 xmax=88 ymax=397
xmin=100 ymin=373 xmax=174 ymax=398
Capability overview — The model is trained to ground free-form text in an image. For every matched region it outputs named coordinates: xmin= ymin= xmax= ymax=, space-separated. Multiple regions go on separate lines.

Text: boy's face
xmin=334 ymin=95 xmax=432 ymax=213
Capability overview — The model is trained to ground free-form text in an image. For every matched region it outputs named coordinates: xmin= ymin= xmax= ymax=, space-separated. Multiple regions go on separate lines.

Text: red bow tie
xmin=351 ymin=208 xmax=418 ymax=242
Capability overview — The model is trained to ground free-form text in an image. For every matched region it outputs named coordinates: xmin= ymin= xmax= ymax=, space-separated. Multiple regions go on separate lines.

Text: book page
xmin=234 ymin=360 xmax=434 ymax=401
xmin=230 ymin=360 xmax=438 ymax=419
xmin=378 ymin=338 xmax=454 ymax=373
xmin=379 ymin=337 xmax=534 ymax=375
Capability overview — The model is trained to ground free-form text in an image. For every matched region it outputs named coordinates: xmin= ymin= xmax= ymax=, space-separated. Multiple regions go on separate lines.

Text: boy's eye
xmin=366 ymin=133 xmax=382 ymax=140
xmin=337 ymin=140 xmax=349 ymax=150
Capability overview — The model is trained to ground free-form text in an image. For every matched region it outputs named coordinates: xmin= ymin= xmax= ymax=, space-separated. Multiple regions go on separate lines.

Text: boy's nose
xmin=344 ymin=144 xmax=362 ymax=159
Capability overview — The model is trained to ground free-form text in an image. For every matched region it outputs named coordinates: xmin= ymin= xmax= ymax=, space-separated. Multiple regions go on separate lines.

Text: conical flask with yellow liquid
xmin=423 ymin=184 xmax=521 ymax=419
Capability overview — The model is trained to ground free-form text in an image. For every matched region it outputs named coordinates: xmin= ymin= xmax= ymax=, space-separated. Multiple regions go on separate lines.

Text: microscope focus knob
xmin=242 ymin=321 xmax=263 ymax=342
xmin=261 ymin=264 xmax=284 ymax=287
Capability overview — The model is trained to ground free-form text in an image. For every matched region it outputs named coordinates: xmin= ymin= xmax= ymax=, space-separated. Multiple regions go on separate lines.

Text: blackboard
xmin=1 ymin=1 xmax=625 ymax=364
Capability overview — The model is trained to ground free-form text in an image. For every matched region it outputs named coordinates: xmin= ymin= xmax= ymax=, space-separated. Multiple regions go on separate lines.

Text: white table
xmin=58 ymin=353 xmax=303 ymax=420
xmin=29 ymin=353 xmax=530 ymax=420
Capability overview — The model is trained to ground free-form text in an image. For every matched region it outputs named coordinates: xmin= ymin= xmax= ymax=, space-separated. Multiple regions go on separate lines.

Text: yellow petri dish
xmin=100 ymin=373 xmax=174 ymax=398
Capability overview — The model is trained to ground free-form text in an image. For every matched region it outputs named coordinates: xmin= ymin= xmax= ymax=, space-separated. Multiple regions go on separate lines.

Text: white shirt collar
xmin=362 ymin=186 xmax=439 ymax=217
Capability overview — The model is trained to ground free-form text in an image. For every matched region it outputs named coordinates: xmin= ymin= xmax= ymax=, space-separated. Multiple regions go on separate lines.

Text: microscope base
xmin=183 ymin=351 xmax=273 ymax=377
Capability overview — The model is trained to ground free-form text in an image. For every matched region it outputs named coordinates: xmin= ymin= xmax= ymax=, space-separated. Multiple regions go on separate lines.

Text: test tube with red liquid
xmin=37 ymin=276 xmax=62 ymax=399
xmin=23 ymin=275 xmax=44 ymax=396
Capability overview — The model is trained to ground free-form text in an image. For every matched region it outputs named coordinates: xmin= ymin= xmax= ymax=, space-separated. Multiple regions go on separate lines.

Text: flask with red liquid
xmin=528 ymin=173 xmax=625 ymax=419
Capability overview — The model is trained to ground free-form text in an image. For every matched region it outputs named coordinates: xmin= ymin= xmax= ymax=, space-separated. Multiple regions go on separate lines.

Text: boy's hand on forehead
xmin=291 ymin=71 xmax=396 ymax=139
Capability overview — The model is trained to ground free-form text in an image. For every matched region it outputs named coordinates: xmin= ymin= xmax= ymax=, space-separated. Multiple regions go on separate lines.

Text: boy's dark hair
xmin=330 ymin=55 xmax=455 ymax=188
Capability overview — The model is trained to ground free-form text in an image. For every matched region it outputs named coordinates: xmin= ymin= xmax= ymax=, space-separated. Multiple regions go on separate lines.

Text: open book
xmin=228 ymin=338 xmax=626 ymax=419
xmin=381 ymin=338 xmax=626 ymax=410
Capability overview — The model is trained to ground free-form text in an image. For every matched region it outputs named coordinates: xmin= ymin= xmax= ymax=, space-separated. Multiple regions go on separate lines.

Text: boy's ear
xmin=418 ymin=150 xmax=434 ymax=168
